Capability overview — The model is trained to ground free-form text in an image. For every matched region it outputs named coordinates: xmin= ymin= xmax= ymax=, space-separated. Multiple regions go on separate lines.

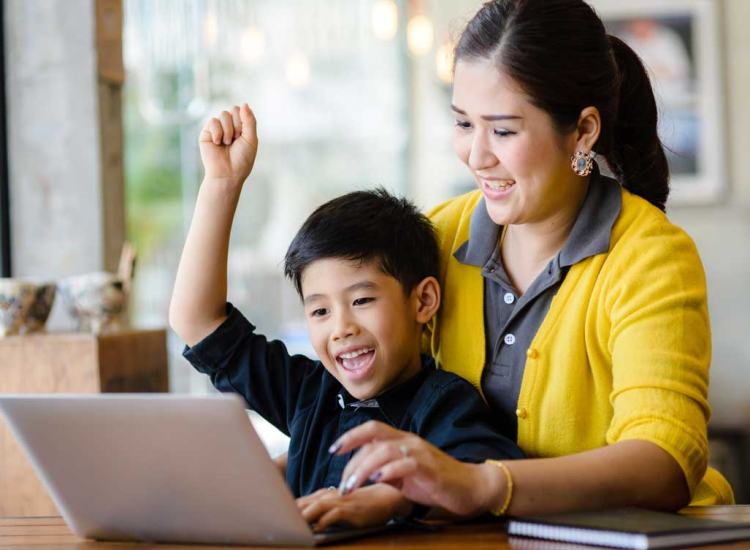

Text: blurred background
xmin=1 ymin=0 xmax=749 ymax=503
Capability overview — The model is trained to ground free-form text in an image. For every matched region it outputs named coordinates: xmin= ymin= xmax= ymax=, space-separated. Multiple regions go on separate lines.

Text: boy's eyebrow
xmin=451 ymin=104 xmax=522 ymax=121
xmin=303 ymin=281 xmax=379 ymax=306
xmin=344 ymin=280 xmax=379 ymax=293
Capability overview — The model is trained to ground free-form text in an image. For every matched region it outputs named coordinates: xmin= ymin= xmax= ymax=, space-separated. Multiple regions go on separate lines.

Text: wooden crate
xmin=0 ymin=329 xmax=168 ymax=517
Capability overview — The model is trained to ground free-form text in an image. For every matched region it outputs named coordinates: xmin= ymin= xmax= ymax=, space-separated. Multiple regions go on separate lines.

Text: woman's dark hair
xmin=283 ymin=188 xmax=440 ymax=298
xmin=454 ymin=0 xmax=670 ymax=211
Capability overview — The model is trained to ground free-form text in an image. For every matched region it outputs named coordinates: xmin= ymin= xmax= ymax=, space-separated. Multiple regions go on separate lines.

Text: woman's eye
xmin=311 ymin=308 xmax=328 ymax=317
xmin=353 ymin=297 xmax=374 ymax=306
xmin=454 ymin=119 xmax=471 ymax=130
xmin=494 ymin=129 xmax=516 ymax=137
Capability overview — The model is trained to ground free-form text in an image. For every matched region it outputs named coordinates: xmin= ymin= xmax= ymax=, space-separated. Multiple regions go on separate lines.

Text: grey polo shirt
xmin=453 ymin=169 xmax=623 ymax=441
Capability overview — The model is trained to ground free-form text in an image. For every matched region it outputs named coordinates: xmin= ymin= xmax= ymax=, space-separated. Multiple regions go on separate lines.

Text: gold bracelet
xmin=485 ymin=460 xmax=513 ymax=516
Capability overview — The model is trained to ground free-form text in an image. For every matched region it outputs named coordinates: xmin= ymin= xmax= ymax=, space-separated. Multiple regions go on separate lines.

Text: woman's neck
xmin=501 ymin=178 xmax=589 ymax=293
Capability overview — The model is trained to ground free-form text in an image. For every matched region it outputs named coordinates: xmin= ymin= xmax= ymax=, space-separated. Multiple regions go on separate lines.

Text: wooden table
xmin=2 ymin=506 xmax=749 ymax=549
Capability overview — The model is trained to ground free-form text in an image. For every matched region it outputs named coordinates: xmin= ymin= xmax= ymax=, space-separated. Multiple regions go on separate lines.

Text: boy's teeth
xmin=340 ymin=348 xmax=372 ymax=359
xmin=340 ymin=349 xmax=374 ymax=371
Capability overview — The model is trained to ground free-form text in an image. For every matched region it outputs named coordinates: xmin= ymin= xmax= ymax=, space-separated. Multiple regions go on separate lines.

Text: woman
xmin=311 ymin=0 xmax=734 ymax=524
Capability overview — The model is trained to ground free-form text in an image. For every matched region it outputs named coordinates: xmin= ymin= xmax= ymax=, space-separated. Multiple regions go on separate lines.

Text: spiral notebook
xmin=507 ymin=507 xmax=750 ymax=550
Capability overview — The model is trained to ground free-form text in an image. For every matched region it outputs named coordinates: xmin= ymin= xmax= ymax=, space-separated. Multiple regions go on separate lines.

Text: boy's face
xmin=300 ymin=258 xmax=424 ymax=401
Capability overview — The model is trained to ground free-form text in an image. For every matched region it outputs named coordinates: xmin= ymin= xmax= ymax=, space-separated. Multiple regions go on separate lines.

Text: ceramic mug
xmin=0 ymin=279 xmax=36 ymax=338
xmin=57 ymin=272 xmax=126 ymax=334
xmin=24 ymin=282 xmax=57 ymax=333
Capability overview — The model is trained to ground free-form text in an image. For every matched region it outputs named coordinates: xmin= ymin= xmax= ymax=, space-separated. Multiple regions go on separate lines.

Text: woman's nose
xmin=468 ymin=130 xmax=498 ymax=172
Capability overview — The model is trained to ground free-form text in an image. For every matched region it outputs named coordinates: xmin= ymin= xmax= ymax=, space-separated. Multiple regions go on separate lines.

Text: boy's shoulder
xmin=408 ymin=363 xmax=485 ymax=409
xmin=419 ymin=367 xmax=477 ymax=392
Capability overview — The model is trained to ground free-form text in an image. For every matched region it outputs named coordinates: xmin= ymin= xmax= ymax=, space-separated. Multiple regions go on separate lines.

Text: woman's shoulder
xmin=612 ymin=186 xmax=697 ymax=251
xmin=426 ymin=190 xmax=483 ymax=252
xmin=605 ymin=187 xmax=705 ymax=282
xmin=426 ymin=189 xmax=483 ymax=227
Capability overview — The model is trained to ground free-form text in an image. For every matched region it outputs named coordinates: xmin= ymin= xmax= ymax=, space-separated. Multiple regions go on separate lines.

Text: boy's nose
xmin=331 ymin=312 xmax=358 ymax=340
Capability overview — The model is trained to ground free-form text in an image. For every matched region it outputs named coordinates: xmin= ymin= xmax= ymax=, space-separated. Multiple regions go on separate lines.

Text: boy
xmin=170 ymin=104 xmax=522 ymax=529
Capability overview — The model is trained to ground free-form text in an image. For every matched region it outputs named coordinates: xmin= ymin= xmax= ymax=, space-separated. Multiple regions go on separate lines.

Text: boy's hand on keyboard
xmin=199 ymin=103 xmax=259 ymax=184
xmin=297 ymin=484 xmax=412 ymax=533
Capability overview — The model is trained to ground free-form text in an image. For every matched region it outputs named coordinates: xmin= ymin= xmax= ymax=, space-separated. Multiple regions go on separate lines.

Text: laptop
xmin=0 ymin=394 xmax=396 ymax=546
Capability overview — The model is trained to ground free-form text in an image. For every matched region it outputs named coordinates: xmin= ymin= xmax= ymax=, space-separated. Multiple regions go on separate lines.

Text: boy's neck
xmin=373 ymin=350 xmax=425 ymax=399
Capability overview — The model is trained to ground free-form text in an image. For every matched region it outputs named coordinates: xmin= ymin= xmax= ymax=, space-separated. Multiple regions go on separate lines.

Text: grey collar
xmin=454 ymin=165 xmax=622 ymax=269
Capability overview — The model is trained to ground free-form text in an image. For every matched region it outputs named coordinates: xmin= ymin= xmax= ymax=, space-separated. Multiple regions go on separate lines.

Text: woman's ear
xmin=412 ymin=277 xmax=441 ymax=324
xmin=575 ymin=106 xmax=601 ymax=153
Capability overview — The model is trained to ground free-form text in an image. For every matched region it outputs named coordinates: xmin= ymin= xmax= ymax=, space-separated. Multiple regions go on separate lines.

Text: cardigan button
xmin=516 ymin=408 xmax=527 ymax=419
xmin=526 ymin=348 xmax=538 ymax=359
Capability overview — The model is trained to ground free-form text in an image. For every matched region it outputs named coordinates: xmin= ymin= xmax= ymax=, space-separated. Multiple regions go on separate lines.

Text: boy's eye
xmin=310 ymin=308 xmax=329 ymax=317
xmin=353 ymin=297 xmax=374 ymax=306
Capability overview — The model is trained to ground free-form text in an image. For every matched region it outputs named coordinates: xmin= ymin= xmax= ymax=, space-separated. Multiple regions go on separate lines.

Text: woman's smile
xmin=482 ymin=178 xmax=517 ymax=200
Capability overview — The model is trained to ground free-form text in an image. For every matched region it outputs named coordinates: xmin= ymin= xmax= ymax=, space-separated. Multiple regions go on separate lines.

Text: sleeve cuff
xmin=182 ymin=302 xmax=256 ymax=375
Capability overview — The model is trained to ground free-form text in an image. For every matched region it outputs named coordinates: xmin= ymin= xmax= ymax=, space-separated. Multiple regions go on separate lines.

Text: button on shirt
xmin=453 ymin=168 xmax=622 ymax=441
xmin=183 ymin=304 xmax=524 ymax=497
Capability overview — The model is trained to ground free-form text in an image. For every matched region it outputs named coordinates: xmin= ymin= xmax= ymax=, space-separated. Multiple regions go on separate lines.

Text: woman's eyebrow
xmin=451 ymin=104 xmax=522 ymax=121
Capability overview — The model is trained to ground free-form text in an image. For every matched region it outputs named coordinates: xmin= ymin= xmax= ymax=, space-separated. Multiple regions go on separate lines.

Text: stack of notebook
xmin=507 ymin=507 xmax=750 ymax=549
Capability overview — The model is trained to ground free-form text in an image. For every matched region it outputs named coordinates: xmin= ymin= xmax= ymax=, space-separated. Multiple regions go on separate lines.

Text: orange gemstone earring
xmin=571 ymin=151 xmax=594 ymax=177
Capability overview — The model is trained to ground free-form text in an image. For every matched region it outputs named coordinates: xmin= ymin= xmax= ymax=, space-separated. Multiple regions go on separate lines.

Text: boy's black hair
xmin=283 ymin=187 xmax=440 ymax=298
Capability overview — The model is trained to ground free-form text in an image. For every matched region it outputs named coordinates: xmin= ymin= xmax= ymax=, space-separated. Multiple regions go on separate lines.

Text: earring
xmin=570 ymin=151 xmax=594 ymax=177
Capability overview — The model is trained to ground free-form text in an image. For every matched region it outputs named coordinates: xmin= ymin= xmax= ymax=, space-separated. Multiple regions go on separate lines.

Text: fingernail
xmin=328 ymin=442 xmax=342 ymax=454
xmin=369 ymin=471 xmax=382 ymax=482
xmin=338 ymin=479 xmax=346 ymax=495
xmin=344 ymin=474 xmax=358 ymax=494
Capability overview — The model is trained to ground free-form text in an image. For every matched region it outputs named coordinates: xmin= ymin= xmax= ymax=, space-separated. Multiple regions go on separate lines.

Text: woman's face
xmin=451 ymin=58 xmax=582 ymax=227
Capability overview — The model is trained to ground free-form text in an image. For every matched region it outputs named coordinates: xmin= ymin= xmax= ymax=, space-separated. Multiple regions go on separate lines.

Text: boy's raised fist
xmin=199 ymin=103 xmax=258 ymax=184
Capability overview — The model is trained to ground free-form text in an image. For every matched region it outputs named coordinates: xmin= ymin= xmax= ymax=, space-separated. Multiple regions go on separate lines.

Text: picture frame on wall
xmin=591 ymin=0 xmax=725 ymax=205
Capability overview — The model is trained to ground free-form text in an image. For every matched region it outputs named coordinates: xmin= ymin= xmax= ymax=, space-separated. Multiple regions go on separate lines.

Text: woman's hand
xmin=331 ymin=420 xmax=501 ymax=517
xmin=297 ymin=484 xmax=412 ymax=533
xmin=199 ymin=103 xmax=259 ymax=184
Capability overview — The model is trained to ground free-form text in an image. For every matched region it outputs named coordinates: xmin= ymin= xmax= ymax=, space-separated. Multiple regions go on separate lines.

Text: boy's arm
xmin=183 ymin=304 xmax=321 ymax=434
xmin=169 ymin=104 xmax=259 ymax=346
xmin=414 ymin=377 xmax=524 ymax=463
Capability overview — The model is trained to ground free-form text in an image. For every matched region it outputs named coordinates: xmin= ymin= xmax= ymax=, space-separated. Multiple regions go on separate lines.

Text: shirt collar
xmin=452 ymin=198 xmax=501 ymax=268
xmin=558 ymin=168 xmax=622 ymax=267
xmin=334 ymin=355 xmax=436 ymax=425
xmin=454 ymin=165 xmax=622 ymax=269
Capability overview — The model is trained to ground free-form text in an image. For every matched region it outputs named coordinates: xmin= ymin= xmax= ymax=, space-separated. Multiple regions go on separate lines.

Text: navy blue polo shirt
xmin=183 ymin=303 xmax=524 ymax=498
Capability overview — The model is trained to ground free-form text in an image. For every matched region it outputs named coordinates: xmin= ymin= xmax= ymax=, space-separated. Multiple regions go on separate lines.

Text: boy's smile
xmin=301 ymin=258 xmax=425 ymax=400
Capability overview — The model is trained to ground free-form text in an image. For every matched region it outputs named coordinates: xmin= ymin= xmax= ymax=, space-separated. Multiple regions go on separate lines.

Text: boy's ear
xmin=412 ymin=276 xmax=441 ymax=324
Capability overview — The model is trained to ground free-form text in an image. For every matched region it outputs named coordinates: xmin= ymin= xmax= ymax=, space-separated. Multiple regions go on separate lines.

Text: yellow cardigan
xmin=424 ymin=187 xmax=734 ymax=505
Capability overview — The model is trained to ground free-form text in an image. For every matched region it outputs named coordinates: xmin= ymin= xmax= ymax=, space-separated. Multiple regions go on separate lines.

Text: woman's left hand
xmin=331 ymin=420 xmax=496 ymax=516
xmin=297 ymin=484 xmax=412 ymax=532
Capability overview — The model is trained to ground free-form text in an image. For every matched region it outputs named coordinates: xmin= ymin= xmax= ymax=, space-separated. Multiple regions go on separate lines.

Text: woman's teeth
xmin=486 ymin=180 xmax=515 ymax=190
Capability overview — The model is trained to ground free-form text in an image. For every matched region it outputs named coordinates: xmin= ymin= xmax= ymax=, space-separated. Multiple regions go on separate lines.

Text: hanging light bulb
xmin=372 ymin=0 xmax=398 ymax=41
xmin=286 ymin=50 xmax=310 ymax=89
xmin=436 ymin=39 xmax=455 ymax=83
xmin=240 ymin=25 xmax=265 ymax=66
xmin=203 ymin=12 xmax=218 ymax=49
xmin=407 ymin=15 xmax=433 ymax=56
